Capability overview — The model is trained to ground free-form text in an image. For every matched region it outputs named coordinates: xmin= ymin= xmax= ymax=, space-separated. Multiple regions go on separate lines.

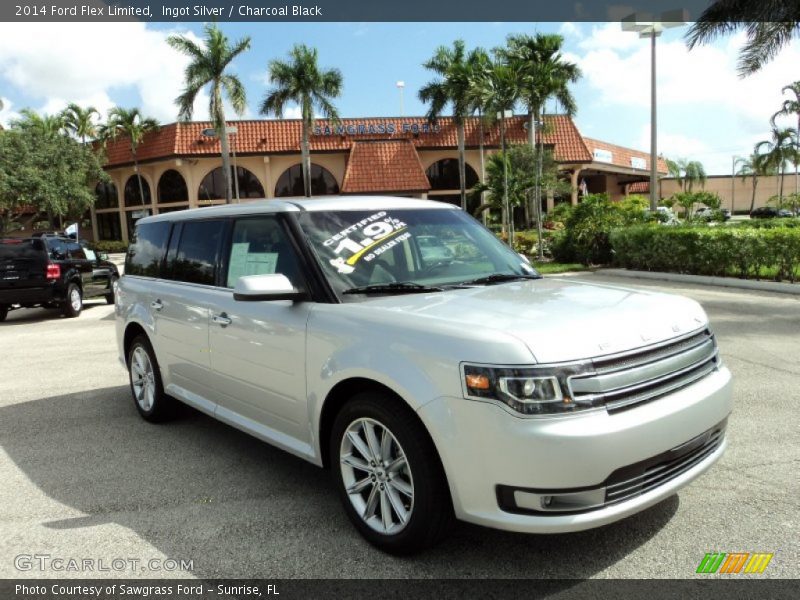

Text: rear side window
xmin=46 ymin=238 xmax=68 ymax=260
xmin=170 ymin=220 xmax=225 ymax=286
xmin=126 ymin=222 xmax=171 ymax=277
xmin=66 ymin=242 xmax=86 ymax=260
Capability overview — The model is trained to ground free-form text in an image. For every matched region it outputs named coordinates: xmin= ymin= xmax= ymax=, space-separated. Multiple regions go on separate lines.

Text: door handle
xmin=150 ymin=299 xmax=163 ymax=311
xmin=212 ymin=313 xmax=232 ymax=326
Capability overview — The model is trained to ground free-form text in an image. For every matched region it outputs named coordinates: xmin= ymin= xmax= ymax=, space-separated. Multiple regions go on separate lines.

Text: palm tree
xmin=771 ymin=81 xmax=800 ymax=199
xmin=666 ymin=158 xmax=707 ymax=193
xmin=101 ymin=107 xmax=159 ymax=206
xmin=168 ymin=23 xmax=251 ymax=204
xmin=499 ymin=33 xmax=580 ymax=256
xmin=12 ymin=109 xmax=65 ymax=136
xmin=756 ymin=127 xmax=797 ymax=202
xmin=61 ymin=103 xmax=99 ymax=145
xmin=686 ymin=1 xmax=800 ymax=76
xmin=736 ymin=152 xmax=775 ymax=213
xmin=261 ymin=44 xmax=342 ymax=198
xmin=465 ymin=46 xmax=493 ymax=212
xmin=419 ymin=40 xmax=474 ymax=211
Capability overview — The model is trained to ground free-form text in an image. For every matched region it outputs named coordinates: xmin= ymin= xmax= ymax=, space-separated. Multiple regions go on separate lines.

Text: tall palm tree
xmin=465 ymin=47 xmax=494 ymax=218
xmin=168 ymin=23 xmax=251 ymax=204
xmin=419 ymin=40 xmax=474 ymax=211
xmin=261 ymin=44 xmax=342 ymax=198
xmin=686 ymin=1 xmax=800 ymax=76
xmin=61 ymin=103 xmax=99 ymax=145
xmin=736 ymin=152 xmax=775 ymax=213
xmin=483 ymin=60 xmax=520 ymax=239
xmin=666 ymin=158 xmax=707 ymax=193
xmin=12 ymin=109 xmax=65 ymax=136
xmin=756 ymin=127 xmax=797 ymax=202
xmin=101 ymin=107 xmax=159 ymax=206
xmin=771 ymin=81 xmax=800 ymax=198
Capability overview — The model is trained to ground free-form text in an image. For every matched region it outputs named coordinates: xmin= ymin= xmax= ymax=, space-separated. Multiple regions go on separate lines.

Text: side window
xmin=224 ymin=217 xmax=303 ymax=289
xmin=46 ymin=239 xmax=67 ymax=260
xmin=82 ymin=247 xmax=97 ymax=261
xmin=66 ymin=242 xmax=86 ymax=260
xmin=126 ymin=221 xmax=171 ymax=277
xmin=171 ymin=220 xmax=225 ymax=286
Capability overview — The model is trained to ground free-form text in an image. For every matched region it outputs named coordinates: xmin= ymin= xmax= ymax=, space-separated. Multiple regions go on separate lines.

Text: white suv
xmin=116 ymin=197 xmax=732 ymax=553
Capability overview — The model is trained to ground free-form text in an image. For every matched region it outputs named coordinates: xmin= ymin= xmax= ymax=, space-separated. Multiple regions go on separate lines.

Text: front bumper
xmin=417 ymin=366 xmax=732 ymax=533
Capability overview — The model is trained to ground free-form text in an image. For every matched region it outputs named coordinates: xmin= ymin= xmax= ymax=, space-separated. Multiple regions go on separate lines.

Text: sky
xmin=0 ymin=20 xmax=798 ymax=175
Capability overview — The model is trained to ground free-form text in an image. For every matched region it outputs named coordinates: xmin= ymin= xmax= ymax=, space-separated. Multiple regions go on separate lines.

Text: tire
xmin=62 ymin=282 xmax=82 ymax=318
xmin=0 ymin=305 xmax=7 ymax=322
xmin=105 ymin=276 xmax=118 ymax=305
xmin=330 ymin=391 xmax=453 ymax=554
xmin=127 ymin=335 xmax=176 ymax=422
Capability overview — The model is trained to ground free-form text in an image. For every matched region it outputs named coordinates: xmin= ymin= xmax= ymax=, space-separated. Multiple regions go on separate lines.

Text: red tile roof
xmin=627 ymin=181 xmax=650 ymax=193
xmin=341 ymin=140 xmax=430 ymax=194
xmin=583 ymin=137 xmax=668 ymax=174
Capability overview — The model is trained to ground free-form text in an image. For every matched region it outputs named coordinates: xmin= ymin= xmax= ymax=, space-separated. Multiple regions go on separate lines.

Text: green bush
xmin=610 ymin=225 xmax=800 ymax=282
xmin=733 ymin=217 xmax=800 ymax=229
xmin=90 ymin=240 xmax=129 ymax=254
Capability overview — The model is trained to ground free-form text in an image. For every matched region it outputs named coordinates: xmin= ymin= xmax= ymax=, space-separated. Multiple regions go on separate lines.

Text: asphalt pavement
xmin=0 ymin=274 xmax=797 ymax=580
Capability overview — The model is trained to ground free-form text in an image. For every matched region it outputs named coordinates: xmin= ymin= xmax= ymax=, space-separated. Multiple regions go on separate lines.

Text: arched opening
xmin=158 ymin=169 xmax=188 ymax=203
xmin=274 ymin=163 xmax=340 ymax=197
xmin=124 ymin=175 xmax=151 ymax=207
xmin=94 ymin=181 xmax=119 ymax=209
xmin=198 ymin=166 xmax=265 ymax=201
xmin=426 ymin=158 xmax=479 ymax=191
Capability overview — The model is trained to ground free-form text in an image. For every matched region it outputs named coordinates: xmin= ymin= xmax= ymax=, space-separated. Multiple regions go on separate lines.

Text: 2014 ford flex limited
xmin=116 ymin=197 xmax=732 ymax=554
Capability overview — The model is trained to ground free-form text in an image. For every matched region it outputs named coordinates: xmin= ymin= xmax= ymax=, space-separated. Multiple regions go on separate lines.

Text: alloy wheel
xmin=130 ymin=346 xmax=156 ymax=412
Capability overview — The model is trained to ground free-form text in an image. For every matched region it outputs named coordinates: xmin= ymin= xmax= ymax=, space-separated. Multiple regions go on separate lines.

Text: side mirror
xmin=233 ymin=273 xmax=306 ymax=302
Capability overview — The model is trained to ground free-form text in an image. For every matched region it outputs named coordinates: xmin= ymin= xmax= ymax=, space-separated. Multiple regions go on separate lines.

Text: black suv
xmin=0 ymin=234 xmax=119 ymax=321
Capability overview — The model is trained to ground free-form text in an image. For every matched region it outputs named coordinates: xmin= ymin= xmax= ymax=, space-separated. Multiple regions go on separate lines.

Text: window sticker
xmin=322 ymin=211 xmax=408 ymax=274
xmin=227 ymin=242 xmax=278 ymax=287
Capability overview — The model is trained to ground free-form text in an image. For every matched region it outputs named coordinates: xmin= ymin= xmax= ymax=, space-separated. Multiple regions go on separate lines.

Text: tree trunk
xmin=301 ymin=122 xmax=312 ymax=198
xmin=134 ymin=154 xmax=146 ymax=206
xmin=457 ymin=122 xmax=466 ymax=211
xmin=780 ymin=164 xmax=785 ymax=202
xmin=219 ymin=122 xmax=233 ymax=204
xmin=500 ymin=116 xmax=512 ymax=244
xmin=536 ymin=113 xmax=545 ymax=261
xmin=478 ymin=109 xmax=486 ymax=224
xmin=750 ymin=178 xmax=758 ymax=214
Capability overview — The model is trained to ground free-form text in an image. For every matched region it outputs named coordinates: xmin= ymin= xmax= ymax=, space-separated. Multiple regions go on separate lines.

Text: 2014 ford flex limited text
xmin=116 ymin=197 xmax=732 ymax=554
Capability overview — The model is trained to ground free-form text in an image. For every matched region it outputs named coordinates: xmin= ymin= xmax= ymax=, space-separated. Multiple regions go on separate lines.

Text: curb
xmin=595 ymin=269 xmax=800 ymax=296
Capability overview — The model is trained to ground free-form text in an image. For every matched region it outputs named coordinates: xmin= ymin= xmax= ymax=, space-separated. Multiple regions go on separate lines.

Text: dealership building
xmin=91 ymin=115 xmax=667 ymax=242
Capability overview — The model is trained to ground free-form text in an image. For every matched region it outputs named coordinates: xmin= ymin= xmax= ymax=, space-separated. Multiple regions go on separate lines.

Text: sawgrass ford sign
xmin=313 ymin=121 xmax=443 ymax=136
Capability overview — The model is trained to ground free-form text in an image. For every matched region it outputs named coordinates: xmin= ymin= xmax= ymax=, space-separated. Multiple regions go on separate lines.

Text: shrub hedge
xmin=610 ymin=225 xmax=800 ymax=282
xmin=90 ymin=240 xmax=129 ymax=254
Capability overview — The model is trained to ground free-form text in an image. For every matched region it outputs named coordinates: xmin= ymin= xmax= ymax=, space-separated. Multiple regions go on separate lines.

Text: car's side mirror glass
xmin=233 ymin=273 xmax=306 ymax=302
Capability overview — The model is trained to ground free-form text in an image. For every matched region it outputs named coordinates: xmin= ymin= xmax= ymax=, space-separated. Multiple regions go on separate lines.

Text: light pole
xmin=202 ymin=126 xmax=240 ymax=203
xmin=731 ymin=155 xmax=739 ymax=214
xmin=396 ymin=81 xmax=405 ymax=117
xmin=622 ymin=10 xmax=687 ymax=212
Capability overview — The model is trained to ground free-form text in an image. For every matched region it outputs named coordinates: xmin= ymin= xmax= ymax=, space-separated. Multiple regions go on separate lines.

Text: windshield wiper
xmin=461 ymin=273 xmax=542 ymax=286
xmin=342 ymin=282 xmax=445 ymax=295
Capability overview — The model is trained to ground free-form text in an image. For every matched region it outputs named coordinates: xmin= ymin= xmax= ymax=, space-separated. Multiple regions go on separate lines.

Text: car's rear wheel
xmin=105 ymin=276 xmax=118 ymax=305
xmin=62 ymin=283 xmax=82 ymax=318
xmin=331 ymin=391 xmax=453 ymax=554
xmin=127 ymin=335 xmax=175 ymax=422
xmin=0 ymin=305 xmax=7 ymax=322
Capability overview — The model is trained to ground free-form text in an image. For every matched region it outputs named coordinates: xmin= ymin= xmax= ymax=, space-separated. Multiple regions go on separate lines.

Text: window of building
xmin=125 ymin=209 xmax=151 ymax=241
xmin=124 ymin=175 xmax=152 ymax=207
xmin=426 ymin=159 xmax=479 ymax=191
xmin=274 ymin=164 xmax=339 ymax=197
xmin=125 ymin=221 xmax=171 ymax=278
xmin=198 ymin=166 xmax=265 ymax=201
xmin=224 ymin=217 xmax=303 ymax=289
xmin=158 ymin=170 xmax=188 ymax=203
xmin=95 ymin=181 xmax=119 ymax=209
xmin=169 ymin=220 xmax=225 ymax=286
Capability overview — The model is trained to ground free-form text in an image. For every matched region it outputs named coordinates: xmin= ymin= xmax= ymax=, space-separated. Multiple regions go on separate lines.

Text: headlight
xmin=462 ymin=363 xmax=600 ymax=416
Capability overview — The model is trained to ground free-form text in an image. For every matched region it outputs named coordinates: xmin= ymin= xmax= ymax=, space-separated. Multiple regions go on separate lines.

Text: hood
xmin=360 ymin=278 xmax=708 ymax=363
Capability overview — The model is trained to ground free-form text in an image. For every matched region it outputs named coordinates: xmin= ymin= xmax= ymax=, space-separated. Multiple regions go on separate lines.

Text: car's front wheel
xmin=127 ymin=335 xmax=175 ymax=422
xmin=331 ymin=392 xmax=453 ymax=554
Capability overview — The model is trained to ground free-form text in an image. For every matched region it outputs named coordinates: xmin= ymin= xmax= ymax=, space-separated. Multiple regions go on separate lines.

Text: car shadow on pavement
xmin=1 ymin=302 xmax=108 ymax=326
xmin=1 ymin=386 xmax=678 ymax=580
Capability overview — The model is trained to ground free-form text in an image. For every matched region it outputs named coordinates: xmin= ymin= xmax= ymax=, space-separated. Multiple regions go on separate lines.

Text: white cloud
xmin=0 ymin=22 xmax=238 ymax=124
xmin=0 ymin=96 xmax=20 ymax=127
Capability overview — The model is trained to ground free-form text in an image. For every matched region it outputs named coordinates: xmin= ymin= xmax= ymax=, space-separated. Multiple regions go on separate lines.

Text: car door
xmin=208 ymin=215 xmax=313 ymax=448
xmin=65 ymin=240 xmax=95 ymax=296
xmin=154 ymin=219 xmax=227 ymax=412
xmin=79 ymin=245 xmax=112 ymax=297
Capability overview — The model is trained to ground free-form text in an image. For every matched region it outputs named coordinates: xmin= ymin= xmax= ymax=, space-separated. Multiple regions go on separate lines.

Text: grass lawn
xmin=532 ymin=261 xmax=590 ymax=274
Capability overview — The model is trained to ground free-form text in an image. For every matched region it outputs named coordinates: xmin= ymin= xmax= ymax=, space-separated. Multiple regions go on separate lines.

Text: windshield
xmin=295 ymin=208 xmax=539 ymax=299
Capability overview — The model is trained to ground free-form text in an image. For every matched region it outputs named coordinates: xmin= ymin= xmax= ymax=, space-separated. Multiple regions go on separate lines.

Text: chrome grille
xmin=568 ymin=329 xmax=719 ymax=412
xmin=605 ymin=423 xmax=725 ymax=505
